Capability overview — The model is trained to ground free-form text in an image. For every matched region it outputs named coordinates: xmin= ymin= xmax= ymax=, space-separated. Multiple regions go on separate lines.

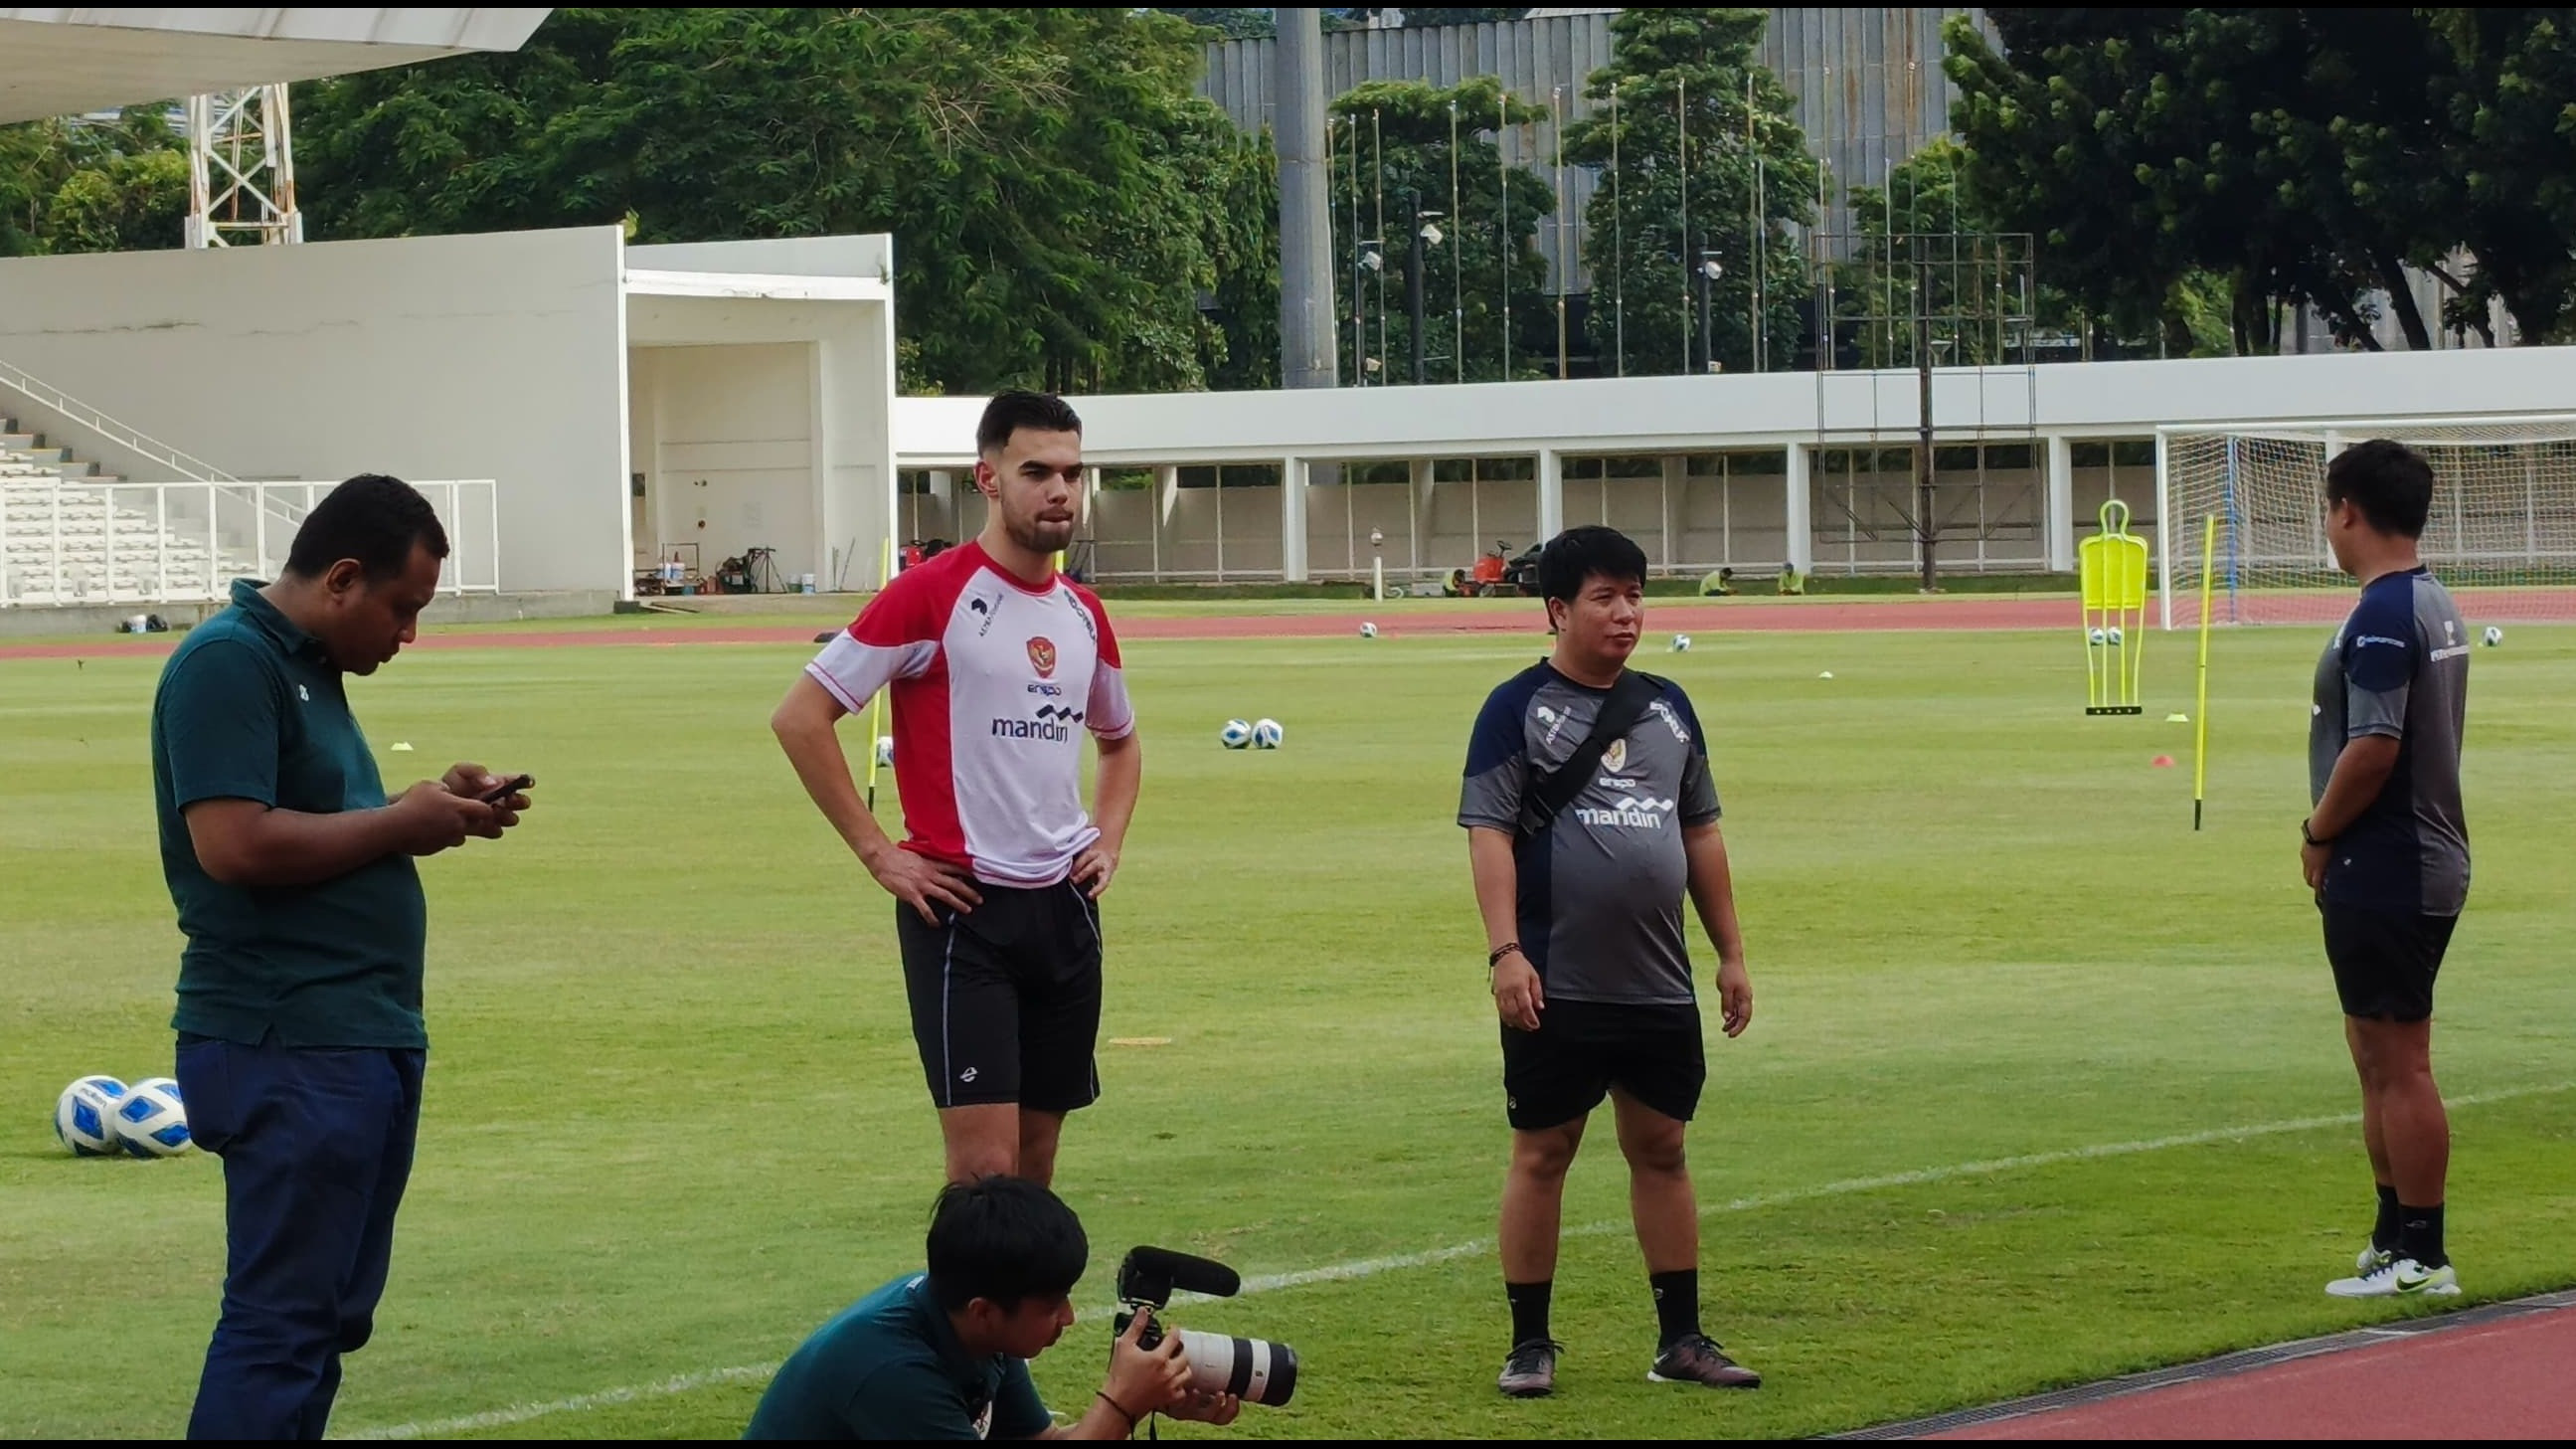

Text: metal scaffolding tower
xmin=186 ymin=86 xmax=303 ymax=249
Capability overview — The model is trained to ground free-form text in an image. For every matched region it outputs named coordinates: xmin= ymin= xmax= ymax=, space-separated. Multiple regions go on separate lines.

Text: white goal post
xmin=2155 ymin=415 xmax=2576 ymax=628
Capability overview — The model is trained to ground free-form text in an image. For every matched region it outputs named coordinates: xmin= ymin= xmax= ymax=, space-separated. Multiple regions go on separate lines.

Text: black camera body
xmin=1112 ymin=1246 xmax=1298 ymax=1408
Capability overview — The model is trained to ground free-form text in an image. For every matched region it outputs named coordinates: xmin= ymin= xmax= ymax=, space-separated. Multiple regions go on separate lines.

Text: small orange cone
xmin=2150 ymin=755 xmax=2175 ymax=768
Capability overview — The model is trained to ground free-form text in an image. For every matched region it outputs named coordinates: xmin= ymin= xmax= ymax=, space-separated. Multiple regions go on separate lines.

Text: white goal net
xmin=2157 ymin=417 xmax=2576 ymax=627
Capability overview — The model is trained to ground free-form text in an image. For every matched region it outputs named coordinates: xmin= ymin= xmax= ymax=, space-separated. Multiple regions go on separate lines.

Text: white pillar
xmin=1537 ymin=448 xmax=1565 ymax=541
xmin=1153 ymin=465 xmax=1178 ymax=583
xmin=1659 ymin=453 xmax=1683 ymax=571
xmin=929 ymin=468 xmax=958 ymax=529
xmin=2046 ymin=434 xmax=2076 ymax=573
xmin=1408 ymin=457 xmax=1433 ymax=576
xmin=1784 ymin=444 xmax=1813 ymax=573
xmin=1281 ymin=455 xmax=1309 ymax=582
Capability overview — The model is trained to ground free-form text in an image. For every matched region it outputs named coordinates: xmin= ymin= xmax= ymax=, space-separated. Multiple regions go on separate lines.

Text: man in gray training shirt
xmin=2302 ymin=440 xmax=2473 ymax=1302
xmin=1459 ymin=526 xmax=1759 ymax=1400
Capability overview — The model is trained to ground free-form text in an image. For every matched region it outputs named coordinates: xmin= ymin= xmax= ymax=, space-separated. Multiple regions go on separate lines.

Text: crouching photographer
xmin=745 ymin=1177 xmax=1240 ymax=1440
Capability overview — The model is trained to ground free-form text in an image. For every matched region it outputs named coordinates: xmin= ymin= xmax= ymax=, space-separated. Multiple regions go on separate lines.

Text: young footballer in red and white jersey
xmin=773 ymin=392 xmax=1140 ymax=1187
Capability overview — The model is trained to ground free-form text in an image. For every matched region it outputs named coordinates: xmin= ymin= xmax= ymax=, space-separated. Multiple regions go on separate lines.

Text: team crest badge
xmin=1603 ymin=738 xmax=1628 ymax=773
xmin=1027 ymin=636 xmax=1058 ymax=677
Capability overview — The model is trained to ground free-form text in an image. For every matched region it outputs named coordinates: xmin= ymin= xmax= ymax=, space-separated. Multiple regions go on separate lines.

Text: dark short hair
xmin=1536 ymin=525 xmax=1648 ymax=609
xmin=283 ymin=474 xmax=449 ymax=582
xmin=2325 ymin=440 xmax=2434 ymax=539
xmin=976 ymin=391 xmax=1084 ymax=455
xmin=924 ymin=1176 xmax=1088 ymax=1313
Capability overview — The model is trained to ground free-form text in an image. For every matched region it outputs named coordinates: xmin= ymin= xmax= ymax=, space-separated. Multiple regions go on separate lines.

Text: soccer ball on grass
xmin=114 ymin=1077 xmax=193 ymax=1157
xmin=54 ymin=1075 xmax=126 ymax=1157
xmin=1220 ymin=719 xmax=1254 ymax=749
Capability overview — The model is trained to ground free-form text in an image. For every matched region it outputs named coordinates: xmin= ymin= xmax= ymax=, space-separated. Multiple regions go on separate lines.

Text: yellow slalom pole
xmin=865 ymin=536 xmax=897 ymax=814
xmin=2192 ymin=513 xmax=2218 ymax=830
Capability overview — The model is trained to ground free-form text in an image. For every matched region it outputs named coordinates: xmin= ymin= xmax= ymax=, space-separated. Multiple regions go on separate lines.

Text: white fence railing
xmin=0 ymin=478 xmax=500 ymax=607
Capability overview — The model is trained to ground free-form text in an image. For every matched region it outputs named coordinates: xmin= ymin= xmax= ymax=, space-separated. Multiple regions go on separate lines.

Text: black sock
xmin=2396 ymin=1202 xmax=2446 ymax=1268
xmin=2372 ymin=1182 xmax=2401 ymax=1252
xmin=1648 ymin=1269 xmax=1701 ymax=1349
xmin=1505 ymin=1280 xmax=1553 ymax=1349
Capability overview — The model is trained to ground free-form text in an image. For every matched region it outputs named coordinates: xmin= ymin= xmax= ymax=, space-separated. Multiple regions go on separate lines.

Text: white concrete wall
xmin=900 ymin=346 xmax=2576 ymax=471
xmin=626 ymin=286 xmax=895 ymax=592
xmin=628 ymin=342 xmax=817 ymax=583
xmin=0 ymin=225 xmax=629 ymax=593
xmin=629 ymin=236 xmax=894 ymax=281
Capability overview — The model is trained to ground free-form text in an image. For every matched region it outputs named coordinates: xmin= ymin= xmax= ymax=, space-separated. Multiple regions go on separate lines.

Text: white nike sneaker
xmin=2355 ymin=1244 xmax=2395 ymax=1275
xmin=2325 ymin=1256 xmax=2460 ymax=1299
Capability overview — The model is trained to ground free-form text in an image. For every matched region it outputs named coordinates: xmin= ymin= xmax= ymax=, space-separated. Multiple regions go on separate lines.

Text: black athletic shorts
xmin=1500 ymin=998 xmax=1705 ymax=1131
xmin=2320 ymin=900 xmax=2458 ymax=1023
xmin=895 ymin=877 xmax=1103 ymax=1113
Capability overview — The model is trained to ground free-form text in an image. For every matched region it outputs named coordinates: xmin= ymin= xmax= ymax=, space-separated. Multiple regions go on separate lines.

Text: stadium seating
xmin=0 ymin=421 xmax=254 ymax=605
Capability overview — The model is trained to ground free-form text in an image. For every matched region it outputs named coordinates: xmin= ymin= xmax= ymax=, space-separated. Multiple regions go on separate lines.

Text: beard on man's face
xmin=1009 ymin=509 xmax=1077 ymax=555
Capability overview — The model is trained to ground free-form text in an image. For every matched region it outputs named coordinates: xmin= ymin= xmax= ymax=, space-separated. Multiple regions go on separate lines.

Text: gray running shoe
xmin=1648 ymin=1333 xmax=1762 ymax=1389
xmin=1498 ymin=1339 xmax=1561 ymax=1397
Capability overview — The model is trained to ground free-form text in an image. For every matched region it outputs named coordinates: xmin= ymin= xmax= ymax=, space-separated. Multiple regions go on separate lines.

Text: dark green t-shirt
xmin=151 ymin=579 xmax=428 ymax=1049
xmin=744 ymin=1275 xmax=1053 ymax=1440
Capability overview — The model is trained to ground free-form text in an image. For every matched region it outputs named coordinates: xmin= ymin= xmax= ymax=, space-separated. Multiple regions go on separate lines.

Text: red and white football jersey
xmin=805 ymin=541 xmax=1134 ymax=887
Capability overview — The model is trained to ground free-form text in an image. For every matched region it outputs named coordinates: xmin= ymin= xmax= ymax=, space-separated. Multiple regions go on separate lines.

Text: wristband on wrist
xmin=1487 ymin=942 xmax=1521 ymax=968
xmin=2301 ymin=818 xmax=2328 ymax=847
xmin=1096 ymin=1390 xmax=1138 ymax=1430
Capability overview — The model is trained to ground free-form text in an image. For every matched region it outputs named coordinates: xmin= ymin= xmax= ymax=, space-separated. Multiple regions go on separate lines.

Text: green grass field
xmin=4 ymin=614 xmax=2573 ymax=1440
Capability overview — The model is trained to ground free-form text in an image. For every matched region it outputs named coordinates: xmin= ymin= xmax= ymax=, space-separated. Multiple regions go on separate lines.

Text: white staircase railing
xmin=0 ymin=355 xmax=307 ymax=541
xmin=1 ymin=478 xmax=502 ymax=607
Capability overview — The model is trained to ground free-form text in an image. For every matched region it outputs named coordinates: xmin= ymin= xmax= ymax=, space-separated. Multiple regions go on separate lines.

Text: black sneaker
xmin=1648 ymin=1333 xmax=1762 ymax=1389
xmin=1497 ymin=1338 xmax=1561 ymax=1397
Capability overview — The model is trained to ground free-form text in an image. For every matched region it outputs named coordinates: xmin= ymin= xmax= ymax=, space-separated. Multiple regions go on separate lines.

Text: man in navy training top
xmin=2303 ymin=440 xmax=2474 ymax=1300
xmin=1458 ymin=525 xmax=1761 ymax=1397
xmin=744 ymin=1176 xmax=1239 ymax=1439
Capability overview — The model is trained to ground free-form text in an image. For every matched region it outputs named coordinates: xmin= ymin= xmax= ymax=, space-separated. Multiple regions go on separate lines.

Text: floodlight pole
xmin=1408 ymin=190 xmax=1427 ymax=386
xmin=1916 ymin=243 xmax=1938 ymax=593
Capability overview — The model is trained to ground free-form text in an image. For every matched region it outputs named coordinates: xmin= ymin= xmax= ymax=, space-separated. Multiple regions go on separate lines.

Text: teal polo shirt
xmin=744 ymin=1275 xmax=1053 ymax=1440
xmin=151 ymin=578 xmax=428 ymax=1049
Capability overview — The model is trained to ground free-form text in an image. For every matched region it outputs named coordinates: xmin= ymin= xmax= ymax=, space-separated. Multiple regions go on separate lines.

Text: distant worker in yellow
xmin=1776 ymin=562 xmax=1805 ymax=597
xmin=1698 ymin=567 xmax=1736 ymax=598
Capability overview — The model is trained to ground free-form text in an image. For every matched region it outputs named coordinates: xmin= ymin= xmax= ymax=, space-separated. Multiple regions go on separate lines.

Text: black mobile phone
xmin=479 ymin=773 xmax=535 ymax=806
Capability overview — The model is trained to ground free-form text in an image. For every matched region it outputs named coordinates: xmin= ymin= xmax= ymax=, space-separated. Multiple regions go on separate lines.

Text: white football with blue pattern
xmin=113 ymin=1077 xmax=193 ymax=1158
xmin=54 ymin=1075 xmax=126 ymax=1157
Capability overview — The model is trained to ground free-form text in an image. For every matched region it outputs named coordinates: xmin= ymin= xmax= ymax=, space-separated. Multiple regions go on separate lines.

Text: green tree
xmin=296 ymin=8 xmax=1263 ymax=394
xmin=1562 ymin=7 xmax=1817 ymax=377
xmin=2422 ymin=9 xmax=2576 ymax=344
xmin=1947 ymin=10 xmax=2479 ymax=355
xmin=1156 ymin=8 xmax=1276 ymax=40
xmin=1329 ymin=77 xmax=1553 ymax=382
xmin=43 ymin=147 xmax=188 ymax=254
xmin=1835 ymin=138 xmax=2028 ymax=367
xmin=0 ymin=108 xmax=189 ymax=258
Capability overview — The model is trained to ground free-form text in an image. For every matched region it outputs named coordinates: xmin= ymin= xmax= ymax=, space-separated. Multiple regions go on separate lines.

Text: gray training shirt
xmin=1459 ymin=662 xmax=1721 ymax=1006
xmin=2309 ymin=566 xmax=2471 ymax=916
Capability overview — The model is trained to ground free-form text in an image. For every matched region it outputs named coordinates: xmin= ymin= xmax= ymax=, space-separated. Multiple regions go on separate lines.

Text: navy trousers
xmin=175 ymin=1035 xmax=426 ymax=1441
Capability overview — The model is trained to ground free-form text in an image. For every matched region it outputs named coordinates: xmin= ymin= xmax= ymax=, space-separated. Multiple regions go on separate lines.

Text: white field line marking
xmin=341 ymin=1080 xmax=2572 ymax=1440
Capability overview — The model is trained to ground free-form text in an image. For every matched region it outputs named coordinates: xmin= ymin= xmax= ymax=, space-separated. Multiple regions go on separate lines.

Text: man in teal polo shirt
xmin=747 ymin=1177 xmax=1240 ymax=1439
xmin=153 ymin=473 xmax=533 ymax=1440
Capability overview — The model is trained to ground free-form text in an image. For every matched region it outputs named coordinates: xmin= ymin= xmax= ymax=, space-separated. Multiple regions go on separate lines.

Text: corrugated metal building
xmin=1196 ymin=8 xmax=1996 ymax=292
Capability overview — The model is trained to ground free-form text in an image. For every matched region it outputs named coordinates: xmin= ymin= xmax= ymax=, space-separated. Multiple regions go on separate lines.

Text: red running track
xmin=0 ymin=596 xmax=2073 ymax=661
xmin=1932 ymin=1303 xmax=2576 ymax=1441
